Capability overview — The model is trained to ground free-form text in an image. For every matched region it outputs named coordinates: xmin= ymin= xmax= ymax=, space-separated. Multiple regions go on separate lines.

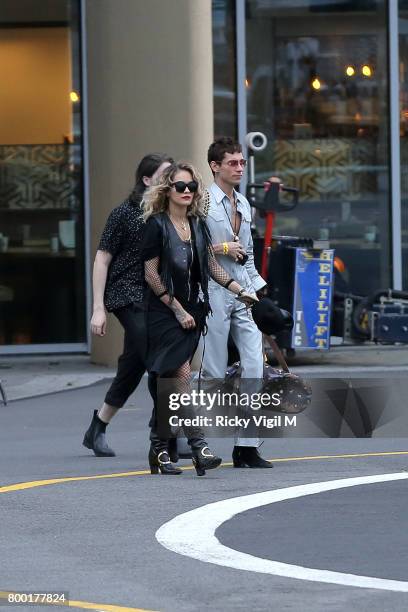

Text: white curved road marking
xmin=156 ymin=472 xmax=408 ymax=592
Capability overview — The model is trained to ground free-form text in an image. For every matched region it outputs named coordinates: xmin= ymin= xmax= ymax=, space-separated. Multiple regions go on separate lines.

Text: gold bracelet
xmin=223 ymin=242 xmax=229 ymax=255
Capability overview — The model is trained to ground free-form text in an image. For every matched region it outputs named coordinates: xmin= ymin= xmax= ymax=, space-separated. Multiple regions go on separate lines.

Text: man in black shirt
xmin=83 ymin=153 xmax=173 ymax=456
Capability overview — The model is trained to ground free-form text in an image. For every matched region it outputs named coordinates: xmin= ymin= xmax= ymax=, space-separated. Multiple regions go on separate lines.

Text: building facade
xmin=0 ymin=0 xmax=407 ymax=364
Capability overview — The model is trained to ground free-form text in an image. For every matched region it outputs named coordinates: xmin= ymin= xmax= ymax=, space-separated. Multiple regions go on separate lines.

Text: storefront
xmin=1 ymin=0 xmax=407 ymax=357
xmin=0 ymin=0 xmax=87 ymax=353
xmin=215 ymin=0 xmax=408 ymax=299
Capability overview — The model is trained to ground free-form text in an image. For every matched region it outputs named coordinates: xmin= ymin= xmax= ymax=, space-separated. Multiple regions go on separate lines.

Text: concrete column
xmin=85 ymin=0 xmax=214 ymax=365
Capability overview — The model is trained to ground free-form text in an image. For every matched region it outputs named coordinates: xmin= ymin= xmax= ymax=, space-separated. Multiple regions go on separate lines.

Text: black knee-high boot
xmin=148 ymin=427 xmax=182 ymax=475
xmin=148 ymin=374 xmax=181 ymax=475
xmin=181 ymin=420 xmax=222 ymax=477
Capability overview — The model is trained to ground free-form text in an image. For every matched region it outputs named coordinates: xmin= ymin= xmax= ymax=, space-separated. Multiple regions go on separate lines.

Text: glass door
xmin=399 ymin=1 xmax=408 ymax=290
xmin=0 ymin=0 xmax=87 ymax=350
xmin=245 ymin=0 xmax=391 ymax=297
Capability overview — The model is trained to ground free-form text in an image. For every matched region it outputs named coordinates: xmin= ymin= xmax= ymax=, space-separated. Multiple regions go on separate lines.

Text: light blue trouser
xmin=202 ymin=284 xmax=263 ymax=447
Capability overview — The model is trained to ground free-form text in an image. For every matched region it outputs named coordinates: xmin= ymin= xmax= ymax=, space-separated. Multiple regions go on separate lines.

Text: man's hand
xmin=91 ymin=306 xmax=107 ymax=336
xmin=226 ymin=240 xmax=246 ymax=262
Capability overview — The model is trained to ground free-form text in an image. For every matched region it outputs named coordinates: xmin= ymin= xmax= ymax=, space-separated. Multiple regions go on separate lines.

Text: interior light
xmin=70 ymin=91 xmax=80 ymax=102
xmin=312 ymin=78 xmax=321 ymax=90
xmin=362 ymin=65 xmax=372 ymax=77
xmin=346 ymin=66 xmax=355 ymax=77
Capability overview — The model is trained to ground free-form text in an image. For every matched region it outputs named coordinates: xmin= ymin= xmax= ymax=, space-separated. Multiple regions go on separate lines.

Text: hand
xmin=237 ymin=291 xmax=259 ymax=307
xmin=226 ymin=241 xmax=246 ymax=262
xmin=264 ymin=176 xmax=283 ymax=191
xmin=90 ymin=307 xmax=107 ymax=336
xmin=175 ymin=309 xmax=196 ymax=330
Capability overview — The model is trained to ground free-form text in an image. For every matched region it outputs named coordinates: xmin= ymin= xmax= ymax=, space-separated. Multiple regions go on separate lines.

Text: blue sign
xmin=291 ymin=248 xmax=334 ymax=350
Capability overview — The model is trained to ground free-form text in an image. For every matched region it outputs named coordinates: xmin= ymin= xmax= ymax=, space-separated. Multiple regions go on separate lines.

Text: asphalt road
xmin=1 ymin=378 xmax=408 ymax=612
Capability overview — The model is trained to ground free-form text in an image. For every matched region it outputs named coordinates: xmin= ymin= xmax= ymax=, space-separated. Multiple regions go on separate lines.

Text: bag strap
xmin=264 ymin=335 xmax=290 ymax=373
xmin=201 ymin=189 xmax=211 ymax=218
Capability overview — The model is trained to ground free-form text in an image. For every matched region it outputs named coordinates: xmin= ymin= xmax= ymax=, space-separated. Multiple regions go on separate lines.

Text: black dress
xmin=141 ymin=215 xmax=208 ymax=376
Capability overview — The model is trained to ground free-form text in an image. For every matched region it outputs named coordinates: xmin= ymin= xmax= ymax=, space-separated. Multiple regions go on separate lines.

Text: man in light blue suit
xmin=202 ymin=136 xmax=273 ymax=468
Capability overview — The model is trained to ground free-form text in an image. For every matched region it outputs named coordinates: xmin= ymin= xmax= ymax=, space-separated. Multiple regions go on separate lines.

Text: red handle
xmin=261 ymin=211 xmax=275 ymax=279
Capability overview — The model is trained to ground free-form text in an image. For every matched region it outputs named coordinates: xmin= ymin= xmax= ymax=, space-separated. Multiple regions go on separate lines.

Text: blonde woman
xmin=141 ymin=162 xmax=255 ymax=476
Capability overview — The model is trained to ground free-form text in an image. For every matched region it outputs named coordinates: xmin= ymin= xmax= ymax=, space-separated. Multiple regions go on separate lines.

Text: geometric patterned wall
xmin=0 ymin=144 xmax=81 ymax=210
xmin=271 ymin=138 xmax=379 ymax=201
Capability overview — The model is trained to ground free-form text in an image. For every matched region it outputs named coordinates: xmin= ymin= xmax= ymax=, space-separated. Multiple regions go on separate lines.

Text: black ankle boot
xmin=83 ymin=410 xmax=116 ymax=457
xmin=168 ymin=437 xmax=179 ymax=463
xmin=148 ymin=446 xmax=182 ymax=475
xmin=192 ymin=446 xmax=222 ymax=476
xmin=232 ymin=446 xmax=246 ymax=468
xmin=232 ymin=446 xmax=273 ymax=468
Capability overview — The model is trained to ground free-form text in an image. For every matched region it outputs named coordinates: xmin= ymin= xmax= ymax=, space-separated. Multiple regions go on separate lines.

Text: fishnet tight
xmin=157 ymin=361 xmax=204 ymax=447
xmin=167 ymin=361 xmax=191 ymax=396
xmin=144 ymin=257 xmax=168 ymax=296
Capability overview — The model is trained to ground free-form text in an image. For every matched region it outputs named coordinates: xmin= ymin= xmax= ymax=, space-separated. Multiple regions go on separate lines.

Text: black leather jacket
xmin=153 ymin=212 xmax=212 ymax=314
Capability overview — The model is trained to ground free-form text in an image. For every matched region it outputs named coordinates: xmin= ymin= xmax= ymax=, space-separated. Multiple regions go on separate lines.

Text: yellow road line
xmin=266 ymin=451 xmax=408 ymax=462
xmin=0 ymin=470 xmax=151 ymax=494
xmin=0 ymin=592 xmax=156 ymax=611
xmin=1 ymin=451 xmax=407 ymax=495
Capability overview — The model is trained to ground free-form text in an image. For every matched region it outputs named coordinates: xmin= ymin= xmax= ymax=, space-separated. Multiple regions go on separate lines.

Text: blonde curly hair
xmin=142 ymin=161 xmax=206 ymax=221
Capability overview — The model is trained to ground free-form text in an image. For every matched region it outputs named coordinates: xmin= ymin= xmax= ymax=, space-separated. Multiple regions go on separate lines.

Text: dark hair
xmin=207 ymin=136 xmax=242 ymax=175
xmin=129 ymin=152 xmax=174 ymax=202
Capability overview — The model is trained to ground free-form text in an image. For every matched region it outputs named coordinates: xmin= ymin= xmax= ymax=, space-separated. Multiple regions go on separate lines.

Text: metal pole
xmin=80 ymin=0 xmax=92 ymax=349
xmin=236 ymin=0 xmax=248 ymax=195
xmin=389 ymin=0 xmax=402 ymax=289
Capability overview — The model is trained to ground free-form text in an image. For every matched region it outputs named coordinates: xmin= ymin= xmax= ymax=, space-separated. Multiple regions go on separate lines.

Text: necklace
xmin=169 ymin=214 xmax=191 ymax=240
xmin=222 ymin=193 xmax=240 ymax=241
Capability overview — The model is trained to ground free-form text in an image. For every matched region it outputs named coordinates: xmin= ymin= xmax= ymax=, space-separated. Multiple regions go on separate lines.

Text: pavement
xmin=0 ymin=355 xmax=116 ymax=403
xmin=0 ymin=342 xmax=407 ymax=403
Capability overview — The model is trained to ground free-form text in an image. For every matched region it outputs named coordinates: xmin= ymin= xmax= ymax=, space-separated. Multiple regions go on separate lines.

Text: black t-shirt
xmin=98 ymin=197 xmax=145 ymax=311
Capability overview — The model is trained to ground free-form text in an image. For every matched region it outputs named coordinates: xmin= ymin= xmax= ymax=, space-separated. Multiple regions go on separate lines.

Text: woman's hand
xmin=174 ymin=308 xmax=196 ymax=330
xmin=90 ymin=306 xmax=107 ymax=336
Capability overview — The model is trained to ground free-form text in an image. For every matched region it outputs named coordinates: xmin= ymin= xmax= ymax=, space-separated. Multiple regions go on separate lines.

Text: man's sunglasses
xmin=171 ymin=180 xmax=199 ymax=193
xmin=224 ymin=159 xmax=247 ymax=167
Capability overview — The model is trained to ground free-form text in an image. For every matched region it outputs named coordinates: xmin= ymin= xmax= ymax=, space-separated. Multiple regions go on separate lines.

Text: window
xmin=0 ymin=0 xmax=86 ymax=348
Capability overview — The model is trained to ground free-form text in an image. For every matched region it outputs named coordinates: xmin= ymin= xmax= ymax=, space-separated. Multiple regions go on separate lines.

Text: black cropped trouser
xmin=104 ymin=303 xmax=147 ymax=408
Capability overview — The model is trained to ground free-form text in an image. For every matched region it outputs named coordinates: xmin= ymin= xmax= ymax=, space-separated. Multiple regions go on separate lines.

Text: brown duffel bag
xmin=225 ymin=358 xmax=312 ymax=415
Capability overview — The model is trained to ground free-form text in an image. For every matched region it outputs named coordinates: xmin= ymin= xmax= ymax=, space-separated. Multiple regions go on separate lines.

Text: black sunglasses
xmin=171 ymin=180 xmax=198 ymax=193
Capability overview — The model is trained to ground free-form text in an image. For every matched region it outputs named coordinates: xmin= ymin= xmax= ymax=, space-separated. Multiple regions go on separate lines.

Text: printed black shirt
xmin=98 ymin=197 xmax=145 ymax=311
